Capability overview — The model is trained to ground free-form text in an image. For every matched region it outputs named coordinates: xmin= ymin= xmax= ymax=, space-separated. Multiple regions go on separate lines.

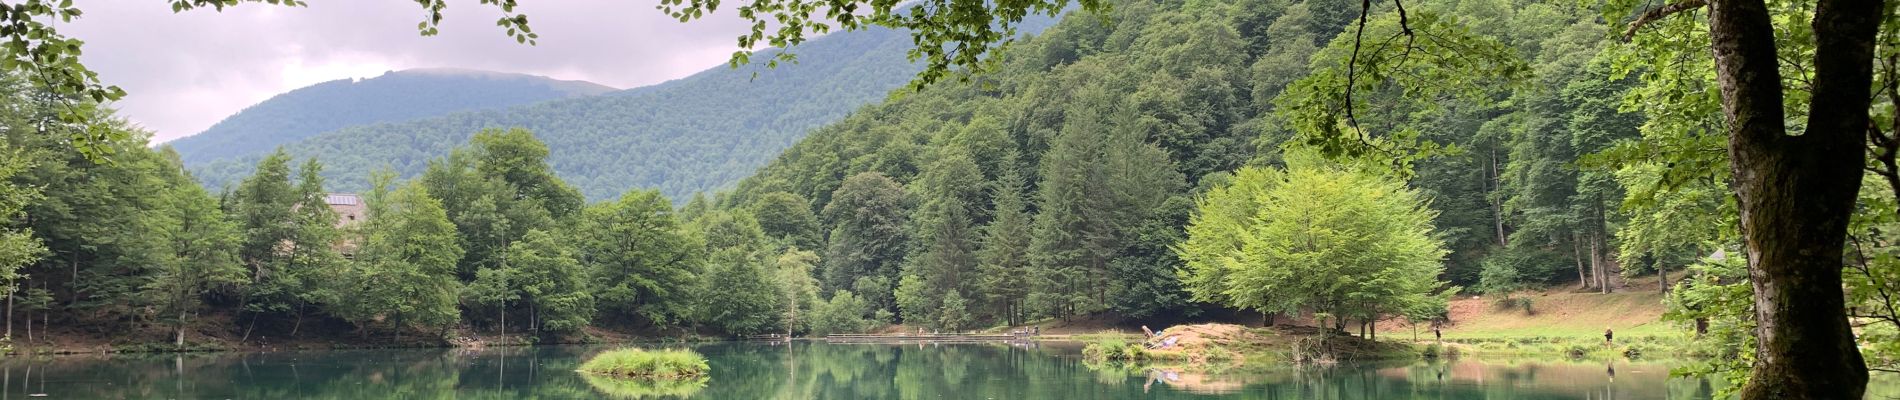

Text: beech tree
xmin=1178 ymin=159 xmax=1449 ymax=332
xmin=143 ymin=151 xmax=244 ymax=347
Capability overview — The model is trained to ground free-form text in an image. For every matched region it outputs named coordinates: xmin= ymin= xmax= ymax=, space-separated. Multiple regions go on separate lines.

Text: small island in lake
xmin=577 ymin=348 xmax=711 ymax=379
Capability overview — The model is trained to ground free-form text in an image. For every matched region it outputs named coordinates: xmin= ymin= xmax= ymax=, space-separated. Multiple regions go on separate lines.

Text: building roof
xmin=324 ymin=193 xmax=361 ymax=206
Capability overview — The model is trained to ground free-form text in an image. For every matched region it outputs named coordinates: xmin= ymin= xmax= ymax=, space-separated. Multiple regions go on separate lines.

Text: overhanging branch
xmin=1622 ymin=0 xmax=1708 ymax=41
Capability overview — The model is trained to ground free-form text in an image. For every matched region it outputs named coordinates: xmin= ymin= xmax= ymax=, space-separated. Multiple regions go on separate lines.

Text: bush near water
xmin=578 ymin=348 xmax=710 ymax=379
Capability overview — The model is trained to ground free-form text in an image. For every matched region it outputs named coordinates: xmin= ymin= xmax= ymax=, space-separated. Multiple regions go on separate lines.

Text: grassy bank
xmin=1080 ymin=324 xmax=1418 ymax=368
xmin=1381 ymin=283 xmax=1694 ymax=361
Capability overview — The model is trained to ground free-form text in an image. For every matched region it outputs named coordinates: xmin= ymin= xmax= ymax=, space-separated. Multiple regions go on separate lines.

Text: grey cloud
xmin=64 ymin=1 xmax=755 ymax=142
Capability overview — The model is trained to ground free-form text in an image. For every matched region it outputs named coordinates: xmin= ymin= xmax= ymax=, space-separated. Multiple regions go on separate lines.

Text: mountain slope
xmin=169 ymin=68 xmax=617 ymax=164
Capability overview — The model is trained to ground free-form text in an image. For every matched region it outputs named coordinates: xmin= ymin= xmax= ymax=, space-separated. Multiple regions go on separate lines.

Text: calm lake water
xmin=2 ymin=341 xmax=1894 ymax=399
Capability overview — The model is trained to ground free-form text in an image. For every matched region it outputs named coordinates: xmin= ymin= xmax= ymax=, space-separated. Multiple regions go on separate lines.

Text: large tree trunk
xmin=1490 ymin=147 xmax=1509 ymax=247
xmin=175 ymin=308 xmax=187 ymax=347
xmin=1573 ymin=234 xmax=1589 ymax=289
xmin=1707 ymin=0 xmax=1878 ymax=396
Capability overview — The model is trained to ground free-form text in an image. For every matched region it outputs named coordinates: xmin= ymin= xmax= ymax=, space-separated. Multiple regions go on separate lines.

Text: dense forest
xmin=169 ymin=69 xmax=616 ymax=166
xmin=184 ymin=25 xmax=987 ymax=202
xmin=1 ymin=0 xmax=1897 ymax=394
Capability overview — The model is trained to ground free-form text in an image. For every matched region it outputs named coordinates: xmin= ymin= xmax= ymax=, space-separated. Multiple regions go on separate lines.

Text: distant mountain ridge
xmin=184 ymin=16 xmax=1057 ymax=201
xmin=168 ymin=69 xmax=617 ymax=164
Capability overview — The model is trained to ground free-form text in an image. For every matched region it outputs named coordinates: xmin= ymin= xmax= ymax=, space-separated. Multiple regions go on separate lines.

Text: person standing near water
xmin=1603 ymin=328 xmax=1614 ymax=343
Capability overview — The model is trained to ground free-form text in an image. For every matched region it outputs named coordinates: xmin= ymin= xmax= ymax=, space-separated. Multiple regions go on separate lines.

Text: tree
xmin=820 ymin=172 xmax=911 ymax=309
xmin=1027 ymin=93 xmax=1119 ymax=318
xmin=350 ymin=181 xmax=464 ymax=338
xmin=772 ymin=248 xmax=821 ymax=336
xmin=1177 ymin=158 xmax=1448 ymax=332
xmin=694 ymin=210 xmax=782 ymax=336
xmin=143 ymin=151 xmax=245 ymax=346
xmin=283 ymin=158 xmax=346 ymax=336
xmin=508 ymin=229 xmax=595 ymax=333
xmin=0 ymin=147 xmax=45 ymax=340
xmin=228 ymin=149 xmax=303 ymax=338
xmin=1611 ymin=0 xmax=1884 ymax=394
xmin=976 ymin=164 xmax=1032 ymax=325
xmin=903 ymin=153 xmax=984 ymax=326
xmin=421 ymin=128 xmax=579 ymax=281
xmin=753 ymin=192 xmax=823 ymax=251
xmin=807 ymin=290 xmax=875 ymax=335
xmin=576 ymin=189 xmax=700 ymax=327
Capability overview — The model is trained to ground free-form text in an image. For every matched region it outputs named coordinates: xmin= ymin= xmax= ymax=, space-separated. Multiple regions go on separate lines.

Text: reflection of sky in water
xmin=0 ymin=342 xmax=1891 ymax=399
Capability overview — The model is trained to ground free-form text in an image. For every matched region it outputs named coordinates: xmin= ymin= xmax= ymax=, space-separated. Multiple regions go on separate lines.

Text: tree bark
xmin=1573 ymin=234 xmax=1589 ymax=289
xmin=1490 ymin=148 xmax=1508 ymax=247
xmin=1658 ymin=264 xmax=1668 ymax=295
xmin=1706 ymin=0 xmax=1879 ymax=396
xmin=175 ymin=308 xmax=187 ymax=347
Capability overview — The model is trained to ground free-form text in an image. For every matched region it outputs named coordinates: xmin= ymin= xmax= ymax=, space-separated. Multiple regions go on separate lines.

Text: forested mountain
xmin=717 ymin=0 xmax=1638 ymax=328
xmin=190 ymin=20 xmax=1049 ymax=200
xmin=7 ymin=0 xmax=1898 ymax=389
xmin=168 ymin=69 xmax=616 ymax=165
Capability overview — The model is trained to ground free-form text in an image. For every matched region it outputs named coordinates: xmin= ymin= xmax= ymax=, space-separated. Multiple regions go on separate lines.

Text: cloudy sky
xmin=64 ymin=1 xmax=756 ymax=143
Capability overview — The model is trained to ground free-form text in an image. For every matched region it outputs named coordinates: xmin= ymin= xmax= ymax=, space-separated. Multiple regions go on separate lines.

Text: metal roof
xmin=324 ymin=193 xmax=361 ymax=206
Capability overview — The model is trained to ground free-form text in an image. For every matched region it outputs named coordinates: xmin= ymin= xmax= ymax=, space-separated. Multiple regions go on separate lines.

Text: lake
xmin=1 ymin=341 xmax=1891 ymax=399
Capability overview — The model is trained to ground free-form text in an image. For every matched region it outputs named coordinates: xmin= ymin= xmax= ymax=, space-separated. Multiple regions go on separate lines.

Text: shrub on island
xmin=577 ymin=348 xmax=710 ymax=379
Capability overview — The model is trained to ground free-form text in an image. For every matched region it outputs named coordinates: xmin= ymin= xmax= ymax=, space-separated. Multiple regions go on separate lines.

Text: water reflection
xmin=0 ymin=342 xmax=1886 ymax=399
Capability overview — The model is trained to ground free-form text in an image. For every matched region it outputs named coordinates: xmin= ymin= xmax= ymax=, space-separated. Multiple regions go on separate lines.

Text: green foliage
xmin=975 ymin=165 xmax=1033 ymax=325
xmin=344 ymin=181 xmax=465 ymax=334
xmin=723 ymin=0 xmax=1337 ymax=326
xmin=1177 ymin=157 xmax=1449 ymax=328
xmin=0 ymin=147 xmax=46 ymax=315
xmin=807 ymin=290 xmax=877 ymax=335
xmin=694 ymin=211 xmax=784 ymax=336
xmin=506 ymin=230 xmax=596 ymax=332
xmin=820 ymin=172 xmax=911 ymax=305
xmin=577 ymin=348 xmax=710 ymax=379
xmin=139 ymin=150 xmax=246 ymax=344
xmin=421 ymin=127 xmax=582 ymax=281
xmin=579 ymin=373 xmax=709 ymax=399
xmin=771 ymin=248 xmax=821 ymax=334
xmin=578 ymin=189 xmax=701 ymax=327
xmin=1476 ymin=259 xmax=1522 ymax=298
xmin=186 ymin=27 xmax=946 ymax=202
xmin=752 ymin=192 xmax=823 ymax=251
xmin=170 ymin=70 xmax=613 ymax=166
xmin=1 ymin=0 xmax=550 ymax=160
xmin=1662 ymin=253 xmax=1753 ymax=396
xmin=660 ymin=0 xmax=1093 ymax=89
xmin=230 ymin=150 xmax=301 ymax=313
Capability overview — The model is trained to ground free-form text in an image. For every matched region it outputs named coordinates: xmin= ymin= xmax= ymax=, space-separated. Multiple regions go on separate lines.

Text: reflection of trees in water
xmin=579 ymin=374 xmax=707 ymax=398
xmin=0 ymin=343 xmax=1758 ymax=399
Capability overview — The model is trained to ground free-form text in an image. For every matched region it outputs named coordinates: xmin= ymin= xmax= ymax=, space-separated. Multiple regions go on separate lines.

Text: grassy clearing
xmin=1433 ymin=335 xmax=1688 ymax=360
xmin=576 ymin=348 xmax=710 ymax=379
xmin=1434 ymin=289 xmax=1677 ymax=339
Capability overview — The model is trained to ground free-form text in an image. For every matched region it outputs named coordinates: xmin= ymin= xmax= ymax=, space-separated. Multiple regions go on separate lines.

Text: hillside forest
xmin=0 ymin=0 xmax=1896 ymax=392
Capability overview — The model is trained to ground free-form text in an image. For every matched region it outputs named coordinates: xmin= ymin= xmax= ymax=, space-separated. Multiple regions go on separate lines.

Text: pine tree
xmin=1028 ymin=91 xmax=1118 ymax=317
xmin=977 ymin=161 xmax=1033 ymax=326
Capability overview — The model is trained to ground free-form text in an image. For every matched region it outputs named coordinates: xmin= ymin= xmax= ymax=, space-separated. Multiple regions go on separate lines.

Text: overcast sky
xmin=64 ymin=1 xmax=755 ymax=143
